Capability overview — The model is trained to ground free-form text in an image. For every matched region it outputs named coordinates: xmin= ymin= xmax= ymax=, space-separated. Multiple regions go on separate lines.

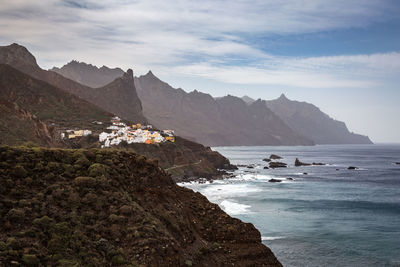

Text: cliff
xmin=0 ymin=146 xmax=282 ymax=266
xmin=265 ymin=94 xmax=373 ymax=144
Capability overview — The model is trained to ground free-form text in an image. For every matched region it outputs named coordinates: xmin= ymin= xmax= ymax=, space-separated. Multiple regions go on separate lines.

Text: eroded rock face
xmin=295 ymin=158 xmax=311 ymax=167
xmin=0 ymin=146 xmax=282 ymax=266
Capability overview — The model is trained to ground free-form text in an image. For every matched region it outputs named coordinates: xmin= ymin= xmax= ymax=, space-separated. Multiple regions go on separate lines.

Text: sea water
xmin=179 ymin=144 xmax=400 ymax=267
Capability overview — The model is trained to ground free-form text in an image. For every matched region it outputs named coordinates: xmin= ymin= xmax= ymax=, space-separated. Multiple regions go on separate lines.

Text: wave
xmin=220 ymin=200 xmax=251 ymax=215
xmin=261 ymin=236 xmax=285 ymax=241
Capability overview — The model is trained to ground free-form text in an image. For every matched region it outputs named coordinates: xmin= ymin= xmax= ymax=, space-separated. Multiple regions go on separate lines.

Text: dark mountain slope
xmin=266 ymin=94 xmax=373 ymax=144
xmin=135 ymin=72 xmax=313 ymax=146
xmin=0 ymin=146 xmax=282 ymax=266
xmin=51 ymin=60 xmax=124 ymax=88
xmin=0 ymin=64 xmax=112 ymax=146
xmin=0 ymin=43 xmax=145 ymax=123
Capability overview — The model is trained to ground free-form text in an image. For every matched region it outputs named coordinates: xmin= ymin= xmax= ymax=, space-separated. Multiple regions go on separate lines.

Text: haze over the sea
xmin=0 ymin=0 xmax=399 ymax=142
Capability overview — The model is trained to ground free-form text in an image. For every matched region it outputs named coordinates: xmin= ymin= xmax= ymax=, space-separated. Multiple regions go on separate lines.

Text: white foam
xmin=261 ymin=236 xmax=285 ymax=241
xmin=220 ymin=200 xmax=251 ymax=215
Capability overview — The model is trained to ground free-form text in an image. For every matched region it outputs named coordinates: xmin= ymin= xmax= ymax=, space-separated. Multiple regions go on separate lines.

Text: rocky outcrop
xmin=348 ymin=166 xmax=358 ymax=170
xmin=270 ymin=154 xmax=282 ymax=160
xmin=269 ymin=162 xmax=287 ymax=168
xmin=0 ymin=146 xmax=282 ymax=266
xmin=266 ymin=94 xmax=373 ymax=144
xmin=295 ymin=158 xmax=311 ymax=167
xmin=268 ymin=179 xmax=282 ymax=183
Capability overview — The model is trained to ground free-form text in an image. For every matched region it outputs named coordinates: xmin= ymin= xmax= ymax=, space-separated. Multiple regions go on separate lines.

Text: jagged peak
xmin=123 ymin=69 xmax=134 ymax=79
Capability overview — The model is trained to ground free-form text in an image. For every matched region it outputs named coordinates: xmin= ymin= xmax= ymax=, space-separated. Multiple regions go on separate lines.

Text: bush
xmin=22 ymin=254 xmax=39 ymax=265
xmin=12 ymin=165 xmax=27 ymax=178
xmin=73 ymin=177 xmax=97 ymax=187
xmin=88 ymin=163 xmax=107 ymax=177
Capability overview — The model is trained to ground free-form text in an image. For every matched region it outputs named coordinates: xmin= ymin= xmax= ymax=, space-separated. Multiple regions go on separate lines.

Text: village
xmin=60 ymin=116 xmax=175 ymax=148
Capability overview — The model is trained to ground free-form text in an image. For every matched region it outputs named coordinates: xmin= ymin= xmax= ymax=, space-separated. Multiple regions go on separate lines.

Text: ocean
xmin=179 ymin=144 xmax=400 ymax=267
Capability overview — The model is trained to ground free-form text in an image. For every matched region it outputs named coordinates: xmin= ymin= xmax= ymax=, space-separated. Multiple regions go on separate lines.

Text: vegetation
xmin=0 ymin=145 xmax=281 ymax=266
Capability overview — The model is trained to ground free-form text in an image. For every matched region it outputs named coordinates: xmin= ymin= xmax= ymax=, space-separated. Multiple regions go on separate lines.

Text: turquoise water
xmin=180 ymin=144 xmax=400 ymax=267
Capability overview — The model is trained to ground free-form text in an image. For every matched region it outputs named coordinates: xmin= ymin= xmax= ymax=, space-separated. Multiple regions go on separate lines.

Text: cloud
xmin=0 ymin=0 xmax=399 ymax=89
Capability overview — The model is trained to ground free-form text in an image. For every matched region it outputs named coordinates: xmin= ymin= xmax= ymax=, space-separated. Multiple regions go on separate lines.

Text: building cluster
xmin=99 ymin=116 xmax=175 ymax=148
xmin=61 ymin=129 xmax=92 ymax=139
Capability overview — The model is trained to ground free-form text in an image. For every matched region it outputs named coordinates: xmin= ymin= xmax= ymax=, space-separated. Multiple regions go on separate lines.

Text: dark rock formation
xmin=269 ymin=162 xmax=287 ymax=168
xmin=396 ymin=162 xmax=400 ymax=165
xmin=263 ymin=158 xmax=271 ymax=162
xmin=0 ymin=146 xmax=282 ymax=266
xmin=312 ymin=162 xmax=325 ymax=165
xmin=266 ymin=94 xmax=373 ymax=144
xmin=264 ymin=166 xmax=269 ymax=169
xmin=269 ymin=154 xmax=282 ymax=160
xmin=348 ymin=166 xmax=358 ymax=170
xmin=294 ymin=158 xmax=311 ymax=166
xmin=286 ymin=178 xmax=294 ymax=181
xmin=268 ymin=178 xmax=282 ymax=183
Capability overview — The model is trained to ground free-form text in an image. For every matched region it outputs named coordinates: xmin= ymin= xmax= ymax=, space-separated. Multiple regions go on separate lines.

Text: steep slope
xmin=135 ymin=71 xmax=313 ymax=146
xmin=266 ymin=94 xmax=373 ymax=144
xmin=242 ymin=95 xmax=256 ymax=105
xmin=0 ymin=146 xmax=282 ymax=266
xmin=0 ymin=64 xmax=112 ymax=146
xmin=0 ymin=43 xmax=145 ymax=123
xmin=51 ymin=60 xmax=124 ymax=88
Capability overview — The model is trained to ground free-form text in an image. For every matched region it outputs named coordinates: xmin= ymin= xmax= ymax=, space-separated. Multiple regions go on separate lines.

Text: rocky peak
xmin=123 ymin=69 xmax=134 ymax=80
xmin=0 ymin=43 xmax=39 ymax=68
xmin=278 ymin=93 xmax=289 ymax=101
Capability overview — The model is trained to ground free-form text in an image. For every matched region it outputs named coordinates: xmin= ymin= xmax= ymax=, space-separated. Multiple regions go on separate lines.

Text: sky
xmin=0 ymin=0 xmax=399 ymax=143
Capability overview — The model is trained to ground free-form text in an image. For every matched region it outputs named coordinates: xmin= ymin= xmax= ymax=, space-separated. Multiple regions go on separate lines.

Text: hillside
xmin=0 ymin=146 xmax=282 ymax=266
xmin=265 ymin=94 xmax=373 ymax=144
xmin=0 ymin=43 xmax=146 ymax=124
xmin=134 ymin=72 xmax=313 ymax=146
xmin=51 ymin=60 xmax=124 ymax=88
xmin=0 ymin=64 xmax=112 ymax=147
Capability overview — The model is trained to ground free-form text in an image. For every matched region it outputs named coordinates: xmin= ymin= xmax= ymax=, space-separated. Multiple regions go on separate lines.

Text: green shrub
xmin=22 ymin=254 xmax=39 ymax=265
xmin=88 ymin=163 xmax=107 ymax=177
xmin=12 ymin=165 xmax=27 ymax=178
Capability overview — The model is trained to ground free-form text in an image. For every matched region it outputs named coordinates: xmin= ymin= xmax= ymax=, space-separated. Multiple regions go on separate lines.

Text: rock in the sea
xmin=268 ymin=178 xmax=282 ymax=183
xmin=312 ymin=162 xmax=325 ymax=166
xmin=262 ymin=158 xmax=271 ymax=162
xmin=269 ymin=154 xmax=282 ymax=160
xmin=247 ymin=165 xmax=255 ymax=169
xmin=303 ymin=172 xmax=308 ymax=175
xmin=286 ymin=177 xmax=294 ymax=181
xmin=396 ymin=162 xmax=400 ymax=165
xmin=263 ymin=166 xmax=269 ymax=169
xmin=295 ymin=158 xmax=311 ymax=167
xmin=348 ymin=166 xmax=358 ymax=170
xmin=269 ymin=162 xmax=287 ymax=168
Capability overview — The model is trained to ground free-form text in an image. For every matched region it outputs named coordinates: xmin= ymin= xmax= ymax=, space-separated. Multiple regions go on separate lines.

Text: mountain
xmin=0 ymin=146 xmax=282 ymax=266
xmin=265 ymin=94 xmax=373 ymax=144
xmin=0 ymin=43 xmax=145 ymax=123
xmin=0 ymin=64 xmax=112 ymax=147
xmin=134 ymin=72 xmax=313 ymax=146
xmin=51 ymin=60 xmax=124 ymax=88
